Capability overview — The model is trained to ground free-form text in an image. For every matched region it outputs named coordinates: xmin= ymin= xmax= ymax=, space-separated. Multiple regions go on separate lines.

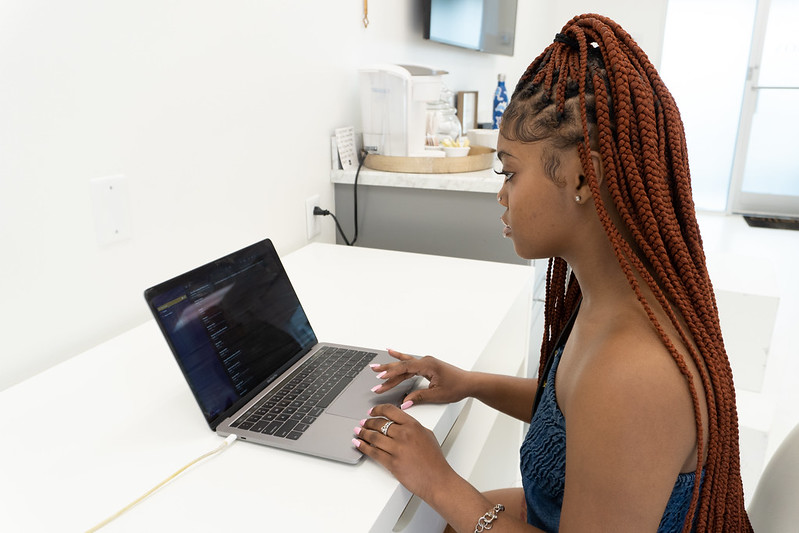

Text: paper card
xmin=335 ymin=126 xmax=358 ymax=170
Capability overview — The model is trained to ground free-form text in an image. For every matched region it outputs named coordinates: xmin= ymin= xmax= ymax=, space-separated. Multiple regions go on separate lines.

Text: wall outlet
xmin=305 ymin=195 xmax=321 ymax=240
xmin=90 ymin=174 xmax=132 ymax=246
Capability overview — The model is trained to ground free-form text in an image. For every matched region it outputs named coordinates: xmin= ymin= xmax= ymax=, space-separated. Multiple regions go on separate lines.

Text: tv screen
xmin=423 ymin=0 xmax=518 ymax=57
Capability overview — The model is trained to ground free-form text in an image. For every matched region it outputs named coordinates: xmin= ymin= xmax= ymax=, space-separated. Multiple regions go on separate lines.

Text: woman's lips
xmin=501 ymin=218 xmax=511 ymax=238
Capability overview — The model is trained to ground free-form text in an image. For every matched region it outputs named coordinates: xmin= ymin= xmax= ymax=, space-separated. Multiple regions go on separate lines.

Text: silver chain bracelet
xmin=474 ymin=503 xmax=505 ymax=532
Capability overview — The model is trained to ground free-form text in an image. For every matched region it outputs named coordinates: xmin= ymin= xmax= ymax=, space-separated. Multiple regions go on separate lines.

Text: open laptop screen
xmin=145 ymin=240 xmax=317 ymax=426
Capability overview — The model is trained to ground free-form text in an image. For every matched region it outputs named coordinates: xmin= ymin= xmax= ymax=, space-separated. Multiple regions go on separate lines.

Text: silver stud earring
xmin=575 ymin=195 xmax=582 ymax=203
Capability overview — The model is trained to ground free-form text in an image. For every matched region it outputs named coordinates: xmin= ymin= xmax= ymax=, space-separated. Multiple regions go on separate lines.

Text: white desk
xmin=0 ymin=243 xmax=534 ymax=532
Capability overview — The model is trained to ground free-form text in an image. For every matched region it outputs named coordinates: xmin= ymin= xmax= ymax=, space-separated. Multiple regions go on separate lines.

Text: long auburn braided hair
xmin=501 ymin=14 xmax=751 ymax=532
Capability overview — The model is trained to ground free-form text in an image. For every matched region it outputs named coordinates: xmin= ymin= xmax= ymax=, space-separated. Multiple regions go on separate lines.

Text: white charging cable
xmin=85 ymin=434 xmax=238 ymax=532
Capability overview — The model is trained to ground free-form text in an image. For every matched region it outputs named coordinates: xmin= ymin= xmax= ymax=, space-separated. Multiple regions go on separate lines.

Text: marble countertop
xmin=331 ymin=167 xmax=503 ymax=194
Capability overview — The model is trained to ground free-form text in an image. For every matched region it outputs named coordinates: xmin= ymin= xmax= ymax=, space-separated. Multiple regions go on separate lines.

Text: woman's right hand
xmin=371 ymin=349 xmax=473 ymax=405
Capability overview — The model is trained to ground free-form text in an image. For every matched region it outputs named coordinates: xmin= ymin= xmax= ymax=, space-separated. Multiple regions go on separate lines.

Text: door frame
xmin=728 ymin=0 xmax=799 ymax=217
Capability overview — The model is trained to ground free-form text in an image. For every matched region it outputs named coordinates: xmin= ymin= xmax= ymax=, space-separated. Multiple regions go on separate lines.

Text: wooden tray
xmin=364 ymin=145 xmax=495 ymax=174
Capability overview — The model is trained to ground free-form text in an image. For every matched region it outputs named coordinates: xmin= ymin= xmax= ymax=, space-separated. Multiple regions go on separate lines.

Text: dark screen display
xmin=146 ymin=240 xmax=317 ymax=426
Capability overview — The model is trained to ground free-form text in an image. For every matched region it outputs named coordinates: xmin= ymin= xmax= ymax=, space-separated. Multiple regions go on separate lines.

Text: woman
xmin=352 ymin=13 xmax=752 ymax=533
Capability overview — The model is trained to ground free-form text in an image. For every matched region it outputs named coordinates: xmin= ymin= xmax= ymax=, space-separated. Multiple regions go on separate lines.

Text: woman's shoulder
xmin=558 ymin=306 xmax=696 ymax=437
xmin=563 ymin=305 xmax=677 ymax=376
xmin=572 ymin=313 xmax=688 ymax=403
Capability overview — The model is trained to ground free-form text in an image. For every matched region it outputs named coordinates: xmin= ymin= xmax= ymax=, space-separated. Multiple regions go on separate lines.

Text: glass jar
xmin=426 ymin=100 xmax=462 ymax=147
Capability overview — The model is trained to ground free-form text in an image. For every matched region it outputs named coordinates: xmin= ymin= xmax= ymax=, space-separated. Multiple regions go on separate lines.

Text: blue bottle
xmin=493 ymin=73 xmax=508 ymax=129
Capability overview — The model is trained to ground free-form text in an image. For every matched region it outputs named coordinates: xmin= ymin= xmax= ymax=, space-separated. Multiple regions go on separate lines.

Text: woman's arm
xmin=466 ymin=371 xmax=538 ymax=422
xmin=371 ymin=349 xmax=537 ymax=422
xmin=354 ymin=404 xmax=544 ymax=533
xmin=556 ymin=335 xmax=701 ymax=532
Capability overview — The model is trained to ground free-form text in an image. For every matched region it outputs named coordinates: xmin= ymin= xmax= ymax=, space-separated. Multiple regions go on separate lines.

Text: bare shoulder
xmin=575 ymin=321 xmax=689 ymax=403
xmin=556 ymin=317 xmax=699 ymax=531
xmin=559 ymin=312 xmax=694 ymax=418
xmin=563 ymin=317 xmax=697 ymax=456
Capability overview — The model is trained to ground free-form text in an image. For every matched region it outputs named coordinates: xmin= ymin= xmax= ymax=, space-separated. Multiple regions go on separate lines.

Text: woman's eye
xmin=493 ymin=169 xmax=514 ymax=182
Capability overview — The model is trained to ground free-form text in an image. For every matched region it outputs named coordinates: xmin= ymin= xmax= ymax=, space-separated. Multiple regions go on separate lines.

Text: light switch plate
xmin=90 ymin=174 xmax=132 ymax=245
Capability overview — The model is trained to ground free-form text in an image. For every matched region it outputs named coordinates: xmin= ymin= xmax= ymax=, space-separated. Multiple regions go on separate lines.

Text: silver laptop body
xmin=144 ymin=239 xmax=414 ymax=464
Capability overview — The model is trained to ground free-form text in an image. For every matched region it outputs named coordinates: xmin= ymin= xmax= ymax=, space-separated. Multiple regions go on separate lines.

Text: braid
xmin=505 ymin=14 xmax=751 ymax=532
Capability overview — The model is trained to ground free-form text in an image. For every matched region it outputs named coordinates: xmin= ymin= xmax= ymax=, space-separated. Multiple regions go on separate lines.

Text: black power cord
xmin=314 ymin=150 xmax=365 ymax=246
xmin=314 ymin=206 xmax=353 ymax=246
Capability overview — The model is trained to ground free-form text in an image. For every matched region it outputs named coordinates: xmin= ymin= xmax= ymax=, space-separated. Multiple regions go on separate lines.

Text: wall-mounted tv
xmin=423 ymin=0 xmax=518 ymax=57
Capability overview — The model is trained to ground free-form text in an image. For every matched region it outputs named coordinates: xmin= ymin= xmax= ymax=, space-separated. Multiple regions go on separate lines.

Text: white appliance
xmin=359 ymin=64 xmax=447 ymax=157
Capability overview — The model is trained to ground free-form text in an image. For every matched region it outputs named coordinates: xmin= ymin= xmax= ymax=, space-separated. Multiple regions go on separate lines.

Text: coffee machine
xmin=359 ymin=64 xmax=447 ymax=157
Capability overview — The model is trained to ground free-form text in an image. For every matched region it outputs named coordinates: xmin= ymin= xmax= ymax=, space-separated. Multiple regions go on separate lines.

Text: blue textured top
xmin=520 ymin=346 xmax=701 ymax=532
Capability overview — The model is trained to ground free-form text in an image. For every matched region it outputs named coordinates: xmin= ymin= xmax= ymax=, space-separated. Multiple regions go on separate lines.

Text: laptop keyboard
xmin=230 ymin=346 xmax=376 ymax=440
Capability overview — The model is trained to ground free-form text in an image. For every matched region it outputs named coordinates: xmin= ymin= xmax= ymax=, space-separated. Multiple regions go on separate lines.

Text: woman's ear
xmin=590 ymin=150 xmax=604 ymax=186
xmin=574 ymin=150 xmax=604 ymax=205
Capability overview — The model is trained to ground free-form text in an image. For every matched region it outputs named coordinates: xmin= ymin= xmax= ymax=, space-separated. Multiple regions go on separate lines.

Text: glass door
xmin=729 ymin=0 xmax=799 ymax=217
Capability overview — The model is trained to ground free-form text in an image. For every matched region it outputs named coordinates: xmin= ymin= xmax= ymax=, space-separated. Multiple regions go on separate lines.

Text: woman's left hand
xmin=353 ymin=403 xmax=456 ymax=502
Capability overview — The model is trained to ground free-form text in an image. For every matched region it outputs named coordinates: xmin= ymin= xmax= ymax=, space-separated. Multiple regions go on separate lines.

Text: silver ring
xmin=380 ymin=420 xmax=394 ymax=436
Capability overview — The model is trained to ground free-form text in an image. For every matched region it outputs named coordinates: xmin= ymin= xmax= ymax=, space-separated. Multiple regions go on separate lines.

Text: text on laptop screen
xmin=148 ymin=243 xmax=317 ymax=423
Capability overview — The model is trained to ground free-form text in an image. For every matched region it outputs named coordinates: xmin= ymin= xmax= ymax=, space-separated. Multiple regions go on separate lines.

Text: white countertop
xmin=331 ymin=167 xmax=503 ymax=194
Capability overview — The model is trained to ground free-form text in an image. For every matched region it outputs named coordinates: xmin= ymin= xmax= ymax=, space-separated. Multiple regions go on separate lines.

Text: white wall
xmin=0 ymin=0 xmax=666 ymax=391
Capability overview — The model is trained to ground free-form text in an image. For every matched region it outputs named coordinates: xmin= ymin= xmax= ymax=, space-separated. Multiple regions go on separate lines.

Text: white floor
xmin=696 ymin=212 xmax=799 ymax=503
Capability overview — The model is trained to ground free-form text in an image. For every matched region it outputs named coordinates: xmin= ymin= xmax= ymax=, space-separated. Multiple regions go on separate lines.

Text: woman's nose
xmin=497 ymin=184 xmax=508 ymax=207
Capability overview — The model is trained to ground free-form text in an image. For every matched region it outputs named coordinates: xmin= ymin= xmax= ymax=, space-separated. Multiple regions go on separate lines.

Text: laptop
xmin=144 ymin=238 xmax=416 ymax=464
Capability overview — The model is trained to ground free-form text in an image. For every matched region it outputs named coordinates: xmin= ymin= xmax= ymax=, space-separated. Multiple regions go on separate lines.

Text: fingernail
xmin=359 ymin=418 xmax=366 ymax=426
xmin=370 ymin=363 xmax=380 ymax=369
xmin=400 ymin=400 xmax=414 ymax=410
xmin=371 ymin=384 xmax=381 ymax=392
xmin=376 ymin=371 xmax=387 ymax=379
xmin=353 ymin=426 xmax=361 ymax=435
xmin=368 ymin=407 xmax=373 ymax=415
xmin=352 ymin=438 xmax=361 ymax=448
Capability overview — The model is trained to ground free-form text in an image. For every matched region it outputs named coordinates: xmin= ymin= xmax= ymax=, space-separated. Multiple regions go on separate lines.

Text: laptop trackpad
xmin=326 ymin=369 xmax=416 ymax=420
